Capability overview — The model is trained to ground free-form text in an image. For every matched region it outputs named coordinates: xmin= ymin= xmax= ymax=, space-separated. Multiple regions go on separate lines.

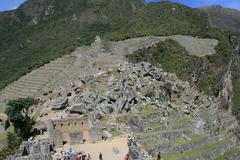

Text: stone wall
xmin=47 ymin=116 xmax=91 ymax=147
xmin=6 ymin=139 xmax=52 ymax=160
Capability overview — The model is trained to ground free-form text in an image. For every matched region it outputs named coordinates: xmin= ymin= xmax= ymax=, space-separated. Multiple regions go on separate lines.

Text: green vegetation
xmin=231 ymin=35 xmax=240 ymax=123
xmin=163 ymin=139 xmax=229 ymax=160
xmin=171 ymin=134 xmax=206 ymax=146
xmin=0 ymin=0 xmax=236 ymax=118
xmin=105 ymin=2 xmax=209 ymax=40
xmin=148 ymin=121 xmax=163 ymax=128
xmin=0 ymin=97 xmax=36 ymax=158
xmin=0 ymin=130 xmax=22 ymax=159
xmin=140 ymin=107 xmax=159 ymax=116
xmin=126 ymin=37 xmax=231 ymax=93
xmin=0 ymin=126 xmax=14 ymax=142
xmin=201 ymin=5 xmax=240 ymax=32
xmin=215 ymin=146 xmax=240 ymax=160
xmin=0 ymin=1 xmax=232 ymax=94
xmin=127 ymin=40 xmax=199 ymax=82
xmin=109 ymin=128 xmax=121 ymax=137
xmin=169 ymin=118 xmax=192 ymax=128
xmin=5 ymin=97 xmax=37 ymax=140
xmin=0 ymin=0 xmax=144 ymax=90
xmin=138 ymin=138 xmax=163 ymax=151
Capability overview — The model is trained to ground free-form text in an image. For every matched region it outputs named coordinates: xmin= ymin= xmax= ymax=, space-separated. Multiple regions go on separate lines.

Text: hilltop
xmin=201 ymin=5 xmax=240 ymax=32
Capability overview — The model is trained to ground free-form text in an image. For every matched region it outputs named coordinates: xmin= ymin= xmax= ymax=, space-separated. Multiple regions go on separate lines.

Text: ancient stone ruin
xmin=6 ymin=139 xmax=53 ymax=160
xmin=1 ymin=36 xmax=240 ymax=160
xmin=47 ymin=116 xmax=93 ymax=147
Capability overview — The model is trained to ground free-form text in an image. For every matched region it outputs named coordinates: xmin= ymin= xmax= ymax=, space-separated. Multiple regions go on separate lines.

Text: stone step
xmin=3 ymin=91 xmax=35 ymax=99
xmin=19 ymin=79 xmax=50 ymax=85
xmin=6 ymin=85 xmax=38 ymax=93
xmin=3 ymin=91 xmax=35 ymax=100
xmin=10 ymin=82 xmax=41 ymax=91
xmin=33 ymin=69 xmax=60 ymax=74
xmin=20 ymin=76 xmax=51 ymax=83
xmin=3 ymin=89 xmax=37 ymax=99
xmin=13 ymin=80 xmax=44 ymax=88
xmin=32 ymin=70 xmax=57 ymax=77
xmin=40 ymin=64 xmax=68 ymax=70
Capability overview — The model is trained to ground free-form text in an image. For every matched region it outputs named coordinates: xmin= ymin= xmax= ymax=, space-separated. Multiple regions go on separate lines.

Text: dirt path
xmin=55 ymin=137 xmax=128 ymax=160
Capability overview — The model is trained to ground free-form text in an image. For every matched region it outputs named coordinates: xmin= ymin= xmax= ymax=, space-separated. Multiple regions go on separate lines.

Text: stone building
xmin=47 ymin=116 xmax=93 ymax=147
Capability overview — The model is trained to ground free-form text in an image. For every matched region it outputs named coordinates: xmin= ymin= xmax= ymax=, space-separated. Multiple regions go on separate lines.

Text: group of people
xmin=55 ymin=151 xmax=104 ymax=160
xmin=54 ymin=149 xmax=92 ymax=160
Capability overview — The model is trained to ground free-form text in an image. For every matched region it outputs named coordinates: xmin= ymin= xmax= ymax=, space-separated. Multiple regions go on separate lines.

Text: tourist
xmin=127 ymin=136 xmax=133 ymax=146
xmin=61 ymin=151 xmax=65 ymax=160
xmin=82 ymin=154 xmax=86 ymax=160
xmin=157 ymin=152 xmax=161 ymax=160
xmin=88 ymin=153 xmax=91 ymax=160
xmin=124 ymin=153 xmax=129 ymax=160
xmin=76 ymin=155 xmax=81 ymax=160
xmin=99 ymin=153 xmax=103 ymax=160
xmin=84 ymin=154 xmax=89 ymax=160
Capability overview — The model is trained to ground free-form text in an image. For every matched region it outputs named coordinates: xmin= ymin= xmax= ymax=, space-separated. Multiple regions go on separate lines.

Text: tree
xmin=5 ymin=97 xmax=37 ymax=140
xmin=7 ymin=132 xmax=22 ymax=150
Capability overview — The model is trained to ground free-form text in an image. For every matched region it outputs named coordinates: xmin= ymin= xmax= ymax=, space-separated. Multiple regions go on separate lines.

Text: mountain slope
xmin=0 ymin=1 xmax=234 ymax=113
xmin=201 ymin=5 xmax=240 ymax=32
xmin=0 ymin=0 xmax=144 ymax=90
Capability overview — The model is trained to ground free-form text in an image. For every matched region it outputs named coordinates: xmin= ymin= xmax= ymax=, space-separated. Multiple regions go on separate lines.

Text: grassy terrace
xmin=215 ymin=145 xmax=240 ymax=160
xmin=171 ymin=134 xmax=206 ymax=147
xmin=163 ymin=139 xmax=230 ymax=160
xmin=148 ymin=117 xmax=192 ymax=129
xmin=138 ymin=138 xmax=164 ymax=151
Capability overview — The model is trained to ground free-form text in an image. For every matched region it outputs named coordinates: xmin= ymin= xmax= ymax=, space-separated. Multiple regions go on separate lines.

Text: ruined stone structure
xmin=47 ymin=116 xmax=92 ymax=147
xmin=6 ymin=139 xmax=52 ymax=160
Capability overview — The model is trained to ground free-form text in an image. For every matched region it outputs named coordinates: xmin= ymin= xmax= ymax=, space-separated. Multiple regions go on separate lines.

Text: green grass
xmin=169 ymin=118 xmax=192 ymax=128
xmin=163 ymin=139 xmax=229 ymax=160
xmin=138 ymin=138 xmax=164 ymax=151
xmin=171 ymin=134 xmax=206 ymax=146
xmin=126 ymin=40 xmax=200 ymax=82
xmin=148 ymin=121 xmax=163 ymax=128
xmin=100 ymin=116 xmax=108 ymax=123
xmin=109 ymin=128 xmax=121 ymax=137
xmin=126 ymin=37 xmax=231 ymax=93
xmin=116 ymin=114 xmax=131 ymax=124
xmin=0 ymin=126 xmax=14 ymax=141
xmin=0 ymin=0 xmax=144 ymax=90
xmin=140 ymin=107 xmax=159 ymax=116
